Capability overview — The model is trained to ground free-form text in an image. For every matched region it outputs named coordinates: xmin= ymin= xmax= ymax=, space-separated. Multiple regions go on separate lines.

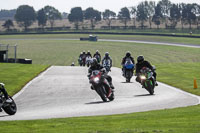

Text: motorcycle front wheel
xmin=146 ymin=80 xmax=154 ymax=95
xmin=96 ymin=86 xmax=107 ymax=102
xmin=3 ymin=97 xmax=17 ymax=115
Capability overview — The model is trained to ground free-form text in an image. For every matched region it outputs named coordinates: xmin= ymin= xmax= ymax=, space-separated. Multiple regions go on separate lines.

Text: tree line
xmin=2 ymin=0 xmax=200 ymax=31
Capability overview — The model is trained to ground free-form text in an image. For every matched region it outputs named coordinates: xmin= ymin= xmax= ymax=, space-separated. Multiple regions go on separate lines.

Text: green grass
xmin=156 ymin=62 xmax=200 ymax=96
xmin=0 ymin=34 xmax=200 ymax=45
xmin=0 ymin=63 xmax=48 ymax=96
xmin=0 ymin=34 xmax=200 ymax=133
xmin=0 ymin=105 xmax=200 ymax=133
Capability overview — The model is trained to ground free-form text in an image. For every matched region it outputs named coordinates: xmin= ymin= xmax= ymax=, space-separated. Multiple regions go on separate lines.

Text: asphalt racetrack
xmin=0 ymin=66 xmax=199 ymax=120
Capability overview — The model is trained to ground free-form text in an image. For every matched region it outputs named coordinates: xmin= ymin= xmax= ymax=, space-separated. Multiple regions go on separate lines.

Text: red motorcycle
xmin=89 ymin=70 xmax=114 ymax=102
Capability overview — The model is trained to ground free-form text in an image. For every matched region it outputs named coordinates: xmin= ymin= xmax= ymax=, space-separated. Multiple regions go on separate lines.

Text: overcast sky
xmin=0 ymin=0 xmax=200 ymax=13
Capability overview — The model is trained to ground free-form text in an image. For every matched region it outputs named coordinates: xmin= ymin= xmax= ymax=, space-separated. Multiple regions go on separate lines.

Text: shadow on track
xmin=121 ymin=82 xmax=134 ymax=83
xmin=0 ymin=114 xmax=10 ymax=118
xmin=85 ymin=101 xmax=109 ymax=104
xmin=134 ymin=94 xmax=154 ymax=97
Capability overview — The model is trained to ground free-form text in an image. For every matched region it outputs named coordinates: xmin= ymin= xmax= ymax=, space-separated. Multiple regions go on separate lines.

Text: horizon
xmin=0 ymin=0 xmax=200 ymax=13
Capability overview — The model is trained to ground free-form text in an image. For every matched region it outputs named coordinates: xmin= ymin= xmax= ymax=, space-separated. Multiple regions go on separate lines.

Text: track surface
xmin=0 ymin=66 xmax=199 ymax=120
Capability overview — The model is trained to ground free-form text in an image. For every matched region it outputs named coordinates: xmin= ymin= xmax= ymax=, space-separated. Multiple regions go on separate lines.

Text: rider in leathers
xmin=102 ymin=52 xmax=112 ymax=67
xmin=93 ymin=50 xmax=101 ymax=63
xmin=121 ymin=51 xmax=135 ymax=75
xmin=135 ymin=55 xmax=158 ymax=86
xmin=88 ymin=58 xmax=114 ymax=90
xmin=0 ymin=83 xmax=12 ymax=104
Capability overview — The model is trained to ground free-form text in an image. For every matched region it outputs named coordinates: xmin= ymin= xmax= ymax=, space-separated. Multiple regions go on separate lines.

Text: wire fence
xmin=0 ymin=44 xmax=17 ymax=62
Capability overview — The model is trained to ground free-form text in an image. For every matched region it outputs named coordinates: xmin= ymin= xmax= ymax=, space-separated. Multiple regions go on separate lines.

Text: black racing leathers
xmin=136 ymin=60 xmax=157 ymax=81
xmin=121 ymin=56 xmax=135 ymax=66
xmin=93 ymin=53 xmax=101 ymax=61
xmin=0 ymin=86 xmax=9 ymax=99
xmin=88 ymin=64 xmax=112 ymax=83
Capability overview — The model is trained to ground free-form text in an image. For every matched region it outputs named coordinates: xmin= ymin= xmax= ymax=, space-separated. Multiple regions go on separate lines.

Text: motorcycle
xmin=102 ymin=59 xmax=111 ymax=73
xmin=123 ymin=60 xmax=134 ymax=82
xmin=78 ymin=57 xmax=83 ymax=66
xmin=94 ymin=55 xmax=101 ymax=63
xmin=0 ymin=83 xmax=17 ymax=115
xmin=86 ymin=56 xmax=92 ymax=67
xmin=89 ymin=70 xmax=114 ymax=102
xmin=139 ymin=67 xmax=155 ymax=95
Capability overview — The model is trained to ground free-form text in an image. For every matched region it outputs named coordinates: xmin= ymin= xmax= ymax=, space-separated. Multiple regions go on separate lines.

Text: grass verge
xmin=0 ymin=63 xmax=49 ymax=96
xmin=0 ymin=105 xmax=200 ymax=133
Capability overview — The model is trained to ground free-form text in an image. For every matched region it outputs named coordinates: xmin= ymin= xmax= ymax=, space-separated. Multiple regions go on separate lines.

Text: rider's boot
xmin=155 ymin=81 xmax=158 ymax=86
xmin=109 ymin=82 xmax=115 ymax=90
xmin=90 ymin=86 xmax=94 ymax=90
xmin=6 ymin=98 xmax=12 ymax=103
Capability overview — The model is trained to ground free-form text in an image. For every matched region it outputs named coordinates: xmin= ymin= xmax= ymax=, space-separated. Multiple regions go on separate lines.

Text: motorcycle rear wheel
xmin=108 ymin=93 xmax=115 ymax=101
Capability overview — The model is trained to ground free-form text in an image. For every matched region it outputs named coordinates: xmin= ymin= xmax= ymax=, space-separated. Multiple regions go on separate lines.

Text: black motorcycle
xmin=89 ymin=70 xmax=114 ymax=102
xmin=123 ymin=60 xmax=134 ymax=82
xmin=0 ymin=83 xmax=17 ymax=115
xmin=139 ymin=67 xmax=156 ymax=95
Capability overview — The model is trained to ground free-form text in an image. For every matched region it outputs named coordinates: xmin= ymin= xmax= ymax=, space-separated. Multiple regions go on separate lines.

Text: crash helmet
xmin=137 ymin=55 xmax=144 ymax=63
xmin=91 ymin=58 xmax=98 ymax=67
xmin=96 ymin=50 xmax=99 ymax=54
xmin=87 ymin=50 xmax=91 ymax=54
xmin=126 ymin=51 xmax=131 ymax=57
xmin=105 ymin=52 xmax=109 ymax=58
xmin=80 ymin=52 xmax=83 ymax=54
xmin=83 ymin=51 xmax=86 ymax=54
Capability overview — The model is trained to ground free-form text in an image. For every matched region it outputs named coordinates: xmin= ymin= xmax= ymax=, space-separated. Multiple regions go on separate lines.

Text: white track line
xmin=158 ymin=82 xmax=200 ymax=105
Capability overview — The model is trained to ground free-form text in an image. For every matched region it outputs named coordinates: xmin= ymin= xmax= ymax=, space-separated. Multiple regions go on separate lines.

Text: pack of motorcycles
xmin=80 ymin=56 xmax=157 ymax=102
xmin=0 ymin=57 xmax=156 ymax=116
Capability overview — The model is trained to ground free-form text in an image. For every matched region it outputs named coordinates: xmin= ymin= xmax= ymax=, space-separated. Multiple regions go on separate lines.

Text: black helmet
xmin=91 ymin=58 xmax=98 ymax=66
xmin=126 ymin=51 xmax=131 ymax=57
xmin=105 ymin=52 xmax=109 ymax=58
xmin=137 ymin=55 xmax=144 ymax=63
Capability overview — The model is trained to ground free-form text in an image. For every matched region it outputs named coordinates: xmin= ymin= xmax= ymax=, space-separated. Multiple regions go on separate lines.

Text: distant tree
xmin=136 ymin=2 xmax=148 ymax=29
xmin=62 ymin=12 xmax=68 ymax=19
xmin=158 ymin=0 xmax=172 ymax=27
xmin=145 ymin=1 xmax=156 ymax=29
xmin=130 ymin=6 xmax=137 ymax=28
xmin=37 ymin=8 xmax=47 ymax=28
xmin=118 ymin=7 xmax=130 ymax=29
xmin=84 ymin=7 xmax=101 ymax=30
xmin=14 ymin=5 xmax=36 ymax=31
xmin=152 ymin=4 xmax=163 ymax=29
xmin=169 ymin=4 xmax=181 ymax=28
xmin=0 ymin=9 xmax=16 ymax=20
xmin=68 ymin=7 xmax=83 ymax=30
xmin=182 ymin=4 xmax=196 ymax=29
xmin=179 ymin=3 xmax=187 ymax=29
xmin=2 ymin=19 xmax=14 ymax=31
xmin=193 ymin=4 xmax=200 ymax=28
xmin=102 ymin=9 xmax=116 ymax=29
xmin=44 ymin=6 xmax=62 ymax=29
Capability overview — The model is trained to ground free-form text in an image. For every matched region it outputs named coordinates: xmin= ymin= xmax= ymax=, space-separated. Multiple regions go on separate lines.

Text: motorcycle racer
xmin=88 ymin=58 xmax=114 ymax=90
